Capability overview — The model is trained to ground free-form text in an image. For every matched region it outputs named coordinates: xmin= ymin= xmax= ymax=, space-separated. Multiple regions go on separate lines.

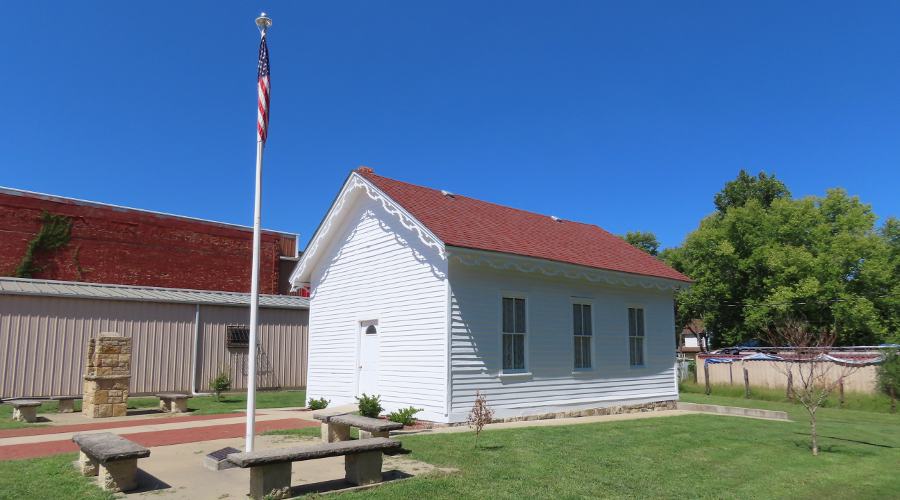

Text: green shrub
xmin=356 ymin=393 xmax=383 ymax=418
xmin=387 ymin=406 xmax=422 ymax=426
xmin=209 ymin=372 xmax=231 ymax=402
xmin=307 ymin=397 xmax=330 ymax=410
xmin=877 ymin=349 xmax=900 ymax=413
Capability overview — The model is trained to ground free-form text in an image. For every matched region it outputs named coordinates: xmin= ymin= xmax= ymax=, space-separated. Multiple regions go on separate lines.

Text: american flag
xmin=257 ymin=34 xmax=270 ymax=143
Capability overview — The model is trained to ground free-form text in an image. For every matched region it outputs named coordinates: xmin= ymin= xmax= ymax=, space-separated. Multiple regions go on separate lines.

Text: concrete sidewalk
xmin=124 ymin=434 xmax=454 ymax=499
xmin=395 ymin=408 xmax=698 ymax=436
xmin=0 ymin=411 xmax=310 ymax=446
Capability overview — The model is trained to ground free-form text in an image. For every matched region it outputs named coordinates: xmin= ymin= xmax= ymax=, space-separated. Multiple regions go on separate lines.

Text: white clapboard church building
xmin=290 ymin=167 xmax=691 ymax=423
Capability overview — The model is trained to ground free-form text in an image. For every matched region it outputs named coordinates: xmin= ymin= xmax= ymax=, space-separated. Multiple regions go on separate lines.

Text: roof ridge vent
xmin=441 ymin=190 xmax=455 ymax=198
xmin=550 ymin=215 xmax=562 ymax=222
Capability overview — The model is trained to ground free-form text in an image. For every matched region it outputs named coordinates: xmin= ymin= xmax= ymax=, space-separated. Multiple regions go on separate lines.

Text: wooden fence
xmin=696 ymin=357 xmax=878 ymax=394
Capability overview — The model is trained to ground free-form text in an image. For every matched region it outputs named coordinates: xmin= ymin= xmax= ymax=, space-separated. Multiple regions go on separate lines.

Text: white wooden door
xmin=358 ymin=321 xmax=379 ymax=395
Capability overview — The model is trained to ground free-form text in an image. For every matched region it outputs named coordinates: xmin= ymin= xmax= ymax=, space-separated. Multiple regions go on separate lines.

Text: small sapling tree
xmin=765 ymin=318 xmax=859 ymax=456
xmin=467 ymin=390 xmax=494 ymax=448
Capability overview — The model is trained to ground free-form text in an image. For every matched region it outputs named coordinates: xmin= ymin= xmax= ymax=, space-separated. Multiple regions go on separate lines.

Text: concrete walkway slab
xmin=394 ymin=408 xmax=698 ymax=436
xmin=125 ymin=435 xmax=453 ymax=499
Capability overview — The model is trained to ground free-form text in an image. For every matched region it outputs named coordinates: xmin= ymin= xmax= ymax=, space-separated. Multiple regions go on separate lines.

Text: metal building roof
xmin=0 ymin=277 xmax=309 ymax=309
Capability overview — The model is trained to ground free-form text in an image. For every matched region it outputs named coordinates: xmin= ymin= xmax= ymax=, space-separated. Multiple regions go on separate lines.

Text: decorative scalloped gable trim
xmin=289 ymin=173 xmax=446 ymax=288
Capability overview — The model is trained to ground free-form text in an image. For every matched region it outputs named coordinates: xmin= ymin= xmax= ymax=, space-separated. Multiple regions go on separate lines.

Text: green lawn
xmin=0 ymin=390 xmax=305 ymax=430
xmin=680 ymin=380 xmax=897 ymax=414
xmin=0 ymin=401 xmax=61 ymax=430
xmin=127 ymin=389 xmax=306 ymax=415
xmin=0 ymin=453 xmax=114 ymax=500
xmin=2 ymin=391 xmax=897 ymax=499
xmin=332 ymin=399 xmax=899 ymax=499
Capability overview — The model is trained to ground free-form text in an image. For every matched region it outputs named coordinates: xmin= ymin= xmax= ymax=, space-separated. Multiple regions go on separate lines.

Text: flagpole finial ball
xmin=256 ymin=12 xmax=272 ymax=32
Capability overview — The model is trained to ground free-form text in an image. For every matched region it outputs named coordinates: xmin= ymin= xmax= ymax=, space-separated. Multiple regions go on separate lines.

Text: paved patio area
xmin=0 ymin=408 xmax=319 ymax=460
xmin=124 ymin=434 xmax=453 ymax=499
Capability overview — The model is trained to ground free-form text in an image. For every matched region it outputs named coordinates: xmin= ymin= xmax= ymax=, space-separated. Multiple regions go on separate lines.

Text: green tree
xmin=664 ymin=172 xmax=897 ymax=347
xmin=877 ymin=349 xmax=899 ymax=413
xmin=623 ymin=231 xmax=660 ymax=256
xmin=713 ymin=169 xmax=790 ymax=213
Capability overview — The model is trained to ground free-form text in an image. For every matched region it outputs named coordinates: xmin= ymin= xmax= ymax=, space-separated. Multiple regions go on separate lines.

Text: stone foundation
xmin=82 ymin=334 xmax=132 ymax=418
xmin=447 ymin=400 xmax=677 ymax=426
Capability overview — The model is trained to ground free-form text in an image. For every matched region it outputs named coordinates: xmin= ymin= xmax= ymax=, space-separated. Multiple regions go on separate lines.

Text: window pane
xmin=630 ymin=337 xmax=644 ymax=366
xmin=629 ymin=337 xmax=637 ymax=366
xmin=502 ymin=298 xmax=514 ymax=333
xmin=513 ymin=334 xmax=525 ymax=369
xmin=502 ymin=333 xmax=513 ymax=369
xmin=628 ymin=308 xmax=636 ymax=337
xmin=636 ymin=309 xmax=645 ymax=337
xmin=515 ymin=298 xmax=526 ymax=333
xmin=573 ymin=304 xmax=582 ymax=335
xmin=583 ymin=337 xmax=592 ymax=369
xmin=574 ymin=337 xmax=583 ymax=368
xmin=583 ymin=305 xmax=592 ymax=336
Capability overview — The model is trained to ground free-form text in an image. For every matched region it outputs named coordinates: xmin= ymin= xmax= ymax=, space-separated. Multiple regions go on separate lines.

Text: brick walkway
xmin=0 ymin=412 xmax=241 ymax=439
xmin=0 ymin=415 xmax=318 ymax=461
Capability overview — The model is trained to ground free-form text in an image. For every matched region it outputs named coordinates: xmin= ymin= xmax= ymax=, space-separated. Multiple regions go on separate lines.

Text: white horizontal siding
xmin=306 ymin=194 xmax=448 ymax=421
xmin=448 ymin=260 xmax=677 ymax=422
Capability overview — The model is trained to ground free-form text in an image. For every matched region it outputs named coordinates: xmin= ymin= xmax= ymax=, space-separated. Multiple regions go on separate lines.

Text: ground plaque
xmin=204 ymin=446 xmax=241 ymax=471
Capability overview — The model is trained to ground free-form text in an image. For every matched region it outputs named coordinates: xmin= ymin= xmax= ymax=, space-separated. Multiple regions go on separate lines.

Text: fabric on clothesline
xmin=741 ymin=353 xmax=783 ymax=361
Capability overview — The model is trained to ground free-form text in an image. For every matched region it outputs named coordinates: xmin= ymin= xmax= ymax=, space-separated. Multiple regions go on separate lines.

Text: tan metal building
xmin=0 ymin=277 xmax=308 ymax=399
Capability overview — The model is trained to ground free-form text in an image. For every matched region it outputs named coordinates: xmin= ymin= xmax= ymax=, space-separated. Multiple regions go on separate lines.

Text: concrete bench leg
xmin=78 ymin=451 xmax=100 ymax=476
xmin=358 ymin=430 xmax=390 ymax=439
xmin=170 ymin=399 xmax=188 ymax=413
xmin=58 ymin=400 xmax=75 ymax=413
xmin=98 ymin=459 xmax=138 ymax=492
xmin=249 ymin=463 xmax=292 ymax=500
xmin=12 ymin=407 xmax=37 ymax=423
xmin=344 ymin=451 xmax=383 ymax=486
xmin=159 ymin=399 xmax=171 ymax=412
xmin=322 ymin=422 xmax=351 ymax=442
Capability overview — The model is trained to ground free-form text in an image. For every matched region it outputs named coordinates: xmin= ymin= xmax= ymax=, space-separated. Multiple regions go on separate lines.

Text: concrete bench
xmin=50 ymin=396 xmax=79 ymax=413
xmin=227 ymin=437 xmax=402 ymax=499
xmin=7 ymin=400 xmax=42 ymax=422
xmin=72 ymin=432 xmax=151 ymax=492
xmin=156 ymin=393 xmax=191 ymax=413
xmin=313 ymin=412 xmax=403 ymax=442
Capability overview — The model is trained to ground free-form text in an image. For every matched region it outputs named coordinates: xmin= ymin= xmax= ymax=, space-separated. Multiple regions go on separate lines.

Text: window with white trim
xmin=502 ymin=297 xmax=526 ymax=371
xmin=573 ymin=303 xmax=592 ymax=369
xmin=628 ymin=307 xmax=645 ymax=366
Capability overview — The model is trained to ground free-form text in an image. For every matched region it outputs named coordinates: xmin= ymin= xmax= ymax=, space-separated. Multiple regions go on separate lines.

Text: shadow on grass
xmin=792 ymin=432 xmax=895 ymax=449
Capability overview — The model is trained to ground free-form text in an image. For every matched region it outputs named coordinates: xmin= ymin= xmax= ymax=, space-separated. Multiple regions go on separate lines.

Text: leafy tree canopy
xmin=623 ymin=231 xmax=660 ymax=256
xmin=713 ymin=169 xmax=791 ymax=213
xmin=664 ymin=172 xmax=898 ymax=347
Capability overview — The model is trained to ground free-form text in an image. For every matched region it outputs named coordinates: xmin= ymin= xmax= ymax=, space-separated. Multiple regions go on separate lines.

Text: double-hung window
xmin=502 ymin=297 xmax=526 ymax=371
xmin=628 ymin=307 xmax=645 ymax=366
xmin=573 ymin=303 xmax=592 ymax=369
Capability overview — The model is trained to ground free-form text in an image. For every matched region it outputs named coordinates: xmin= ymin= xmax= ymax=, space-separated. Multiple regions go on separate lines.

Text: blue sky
xmin=2 ymin=2 xmax=898 ymax=250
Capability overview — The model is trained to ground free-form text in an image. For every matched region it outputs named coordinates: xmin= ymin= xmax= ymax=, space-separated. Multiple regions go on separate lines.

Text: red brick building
xmin=0 ymin=187 xmax=298 ymax=295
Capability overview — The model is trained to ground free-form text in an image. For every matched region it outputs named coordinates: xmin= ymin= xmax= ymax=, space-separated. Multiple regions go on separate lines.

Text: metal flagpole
xmin=246 ymin=11 xmax=272 ymax=453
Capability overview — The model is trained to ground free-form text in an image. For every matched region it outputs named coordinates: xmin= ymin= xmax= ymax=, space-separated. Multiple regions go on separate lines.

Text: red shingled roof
xmin=357 ymin=168 xmax=691 ymax=283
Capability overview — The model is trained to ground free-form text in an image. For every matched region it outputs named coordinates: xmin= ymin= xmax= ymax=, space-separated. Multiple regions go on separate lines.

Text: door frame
xmin=355 ymin=317 xmax=380 ymax=396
